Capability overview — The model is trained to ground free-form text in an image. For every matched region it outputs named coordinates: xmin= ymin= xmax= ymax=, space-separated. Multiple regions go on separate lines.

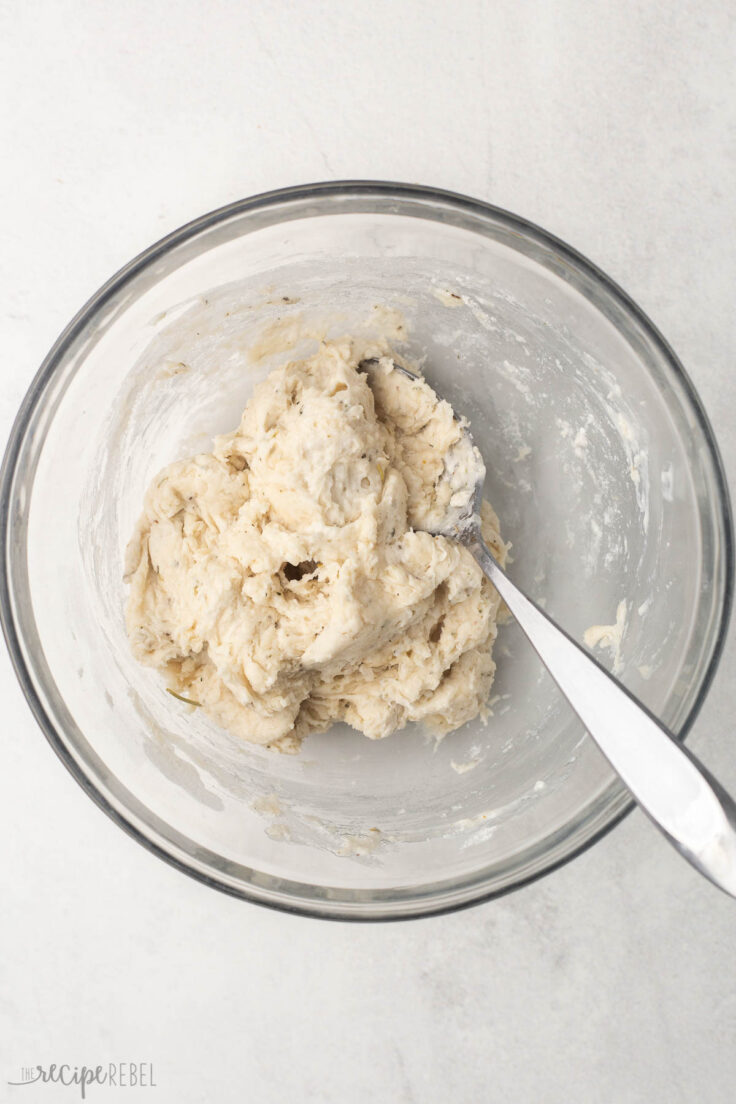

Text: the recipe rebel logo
xmin=7 ymin=1063 xmax=157 ymax=1098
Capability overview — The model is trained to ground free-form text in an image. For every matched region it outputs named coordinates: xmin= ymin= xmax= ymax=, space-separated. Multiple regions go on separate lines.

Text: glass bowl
xmin=1 ymin=182 xmax=732 ymax=920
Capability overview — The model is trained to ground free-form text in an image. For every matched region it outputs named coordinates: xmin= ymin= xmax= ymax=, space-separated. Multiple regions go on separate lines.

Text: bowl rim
xmin=1 ymin=179 xmax=733 ymax=921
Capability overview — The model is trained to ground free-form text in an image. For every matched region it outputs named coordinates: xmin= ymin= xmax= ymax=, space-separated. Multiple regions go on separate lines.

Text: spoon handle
xmin=468 ymin=535 xmax=736 ymax=898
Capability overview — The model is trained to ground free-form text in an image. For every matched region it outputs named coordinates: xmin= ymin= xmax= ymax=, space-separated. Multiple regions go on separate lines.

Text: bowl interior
xmin=6 ymin=191 xmax=730 ymax=916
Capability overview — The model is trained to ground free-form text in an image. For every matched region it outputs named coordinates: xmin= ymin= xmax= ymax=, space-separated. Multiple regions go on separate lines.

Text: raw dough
xmin=125 ymin=340 xmax=507 ymax=752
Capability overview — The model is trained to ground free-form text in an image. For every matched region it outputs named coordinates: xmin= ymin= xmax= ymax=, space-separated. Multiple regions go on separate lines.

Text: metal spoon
xmin=360 ymin=357 xmax=736 ymax=898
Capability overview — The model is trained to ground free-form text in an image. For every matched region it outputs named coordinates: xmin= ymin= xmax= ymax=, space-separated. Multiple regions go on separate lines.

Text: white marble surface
xmin=2 ymin=2 xmax=736 ymax=1101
